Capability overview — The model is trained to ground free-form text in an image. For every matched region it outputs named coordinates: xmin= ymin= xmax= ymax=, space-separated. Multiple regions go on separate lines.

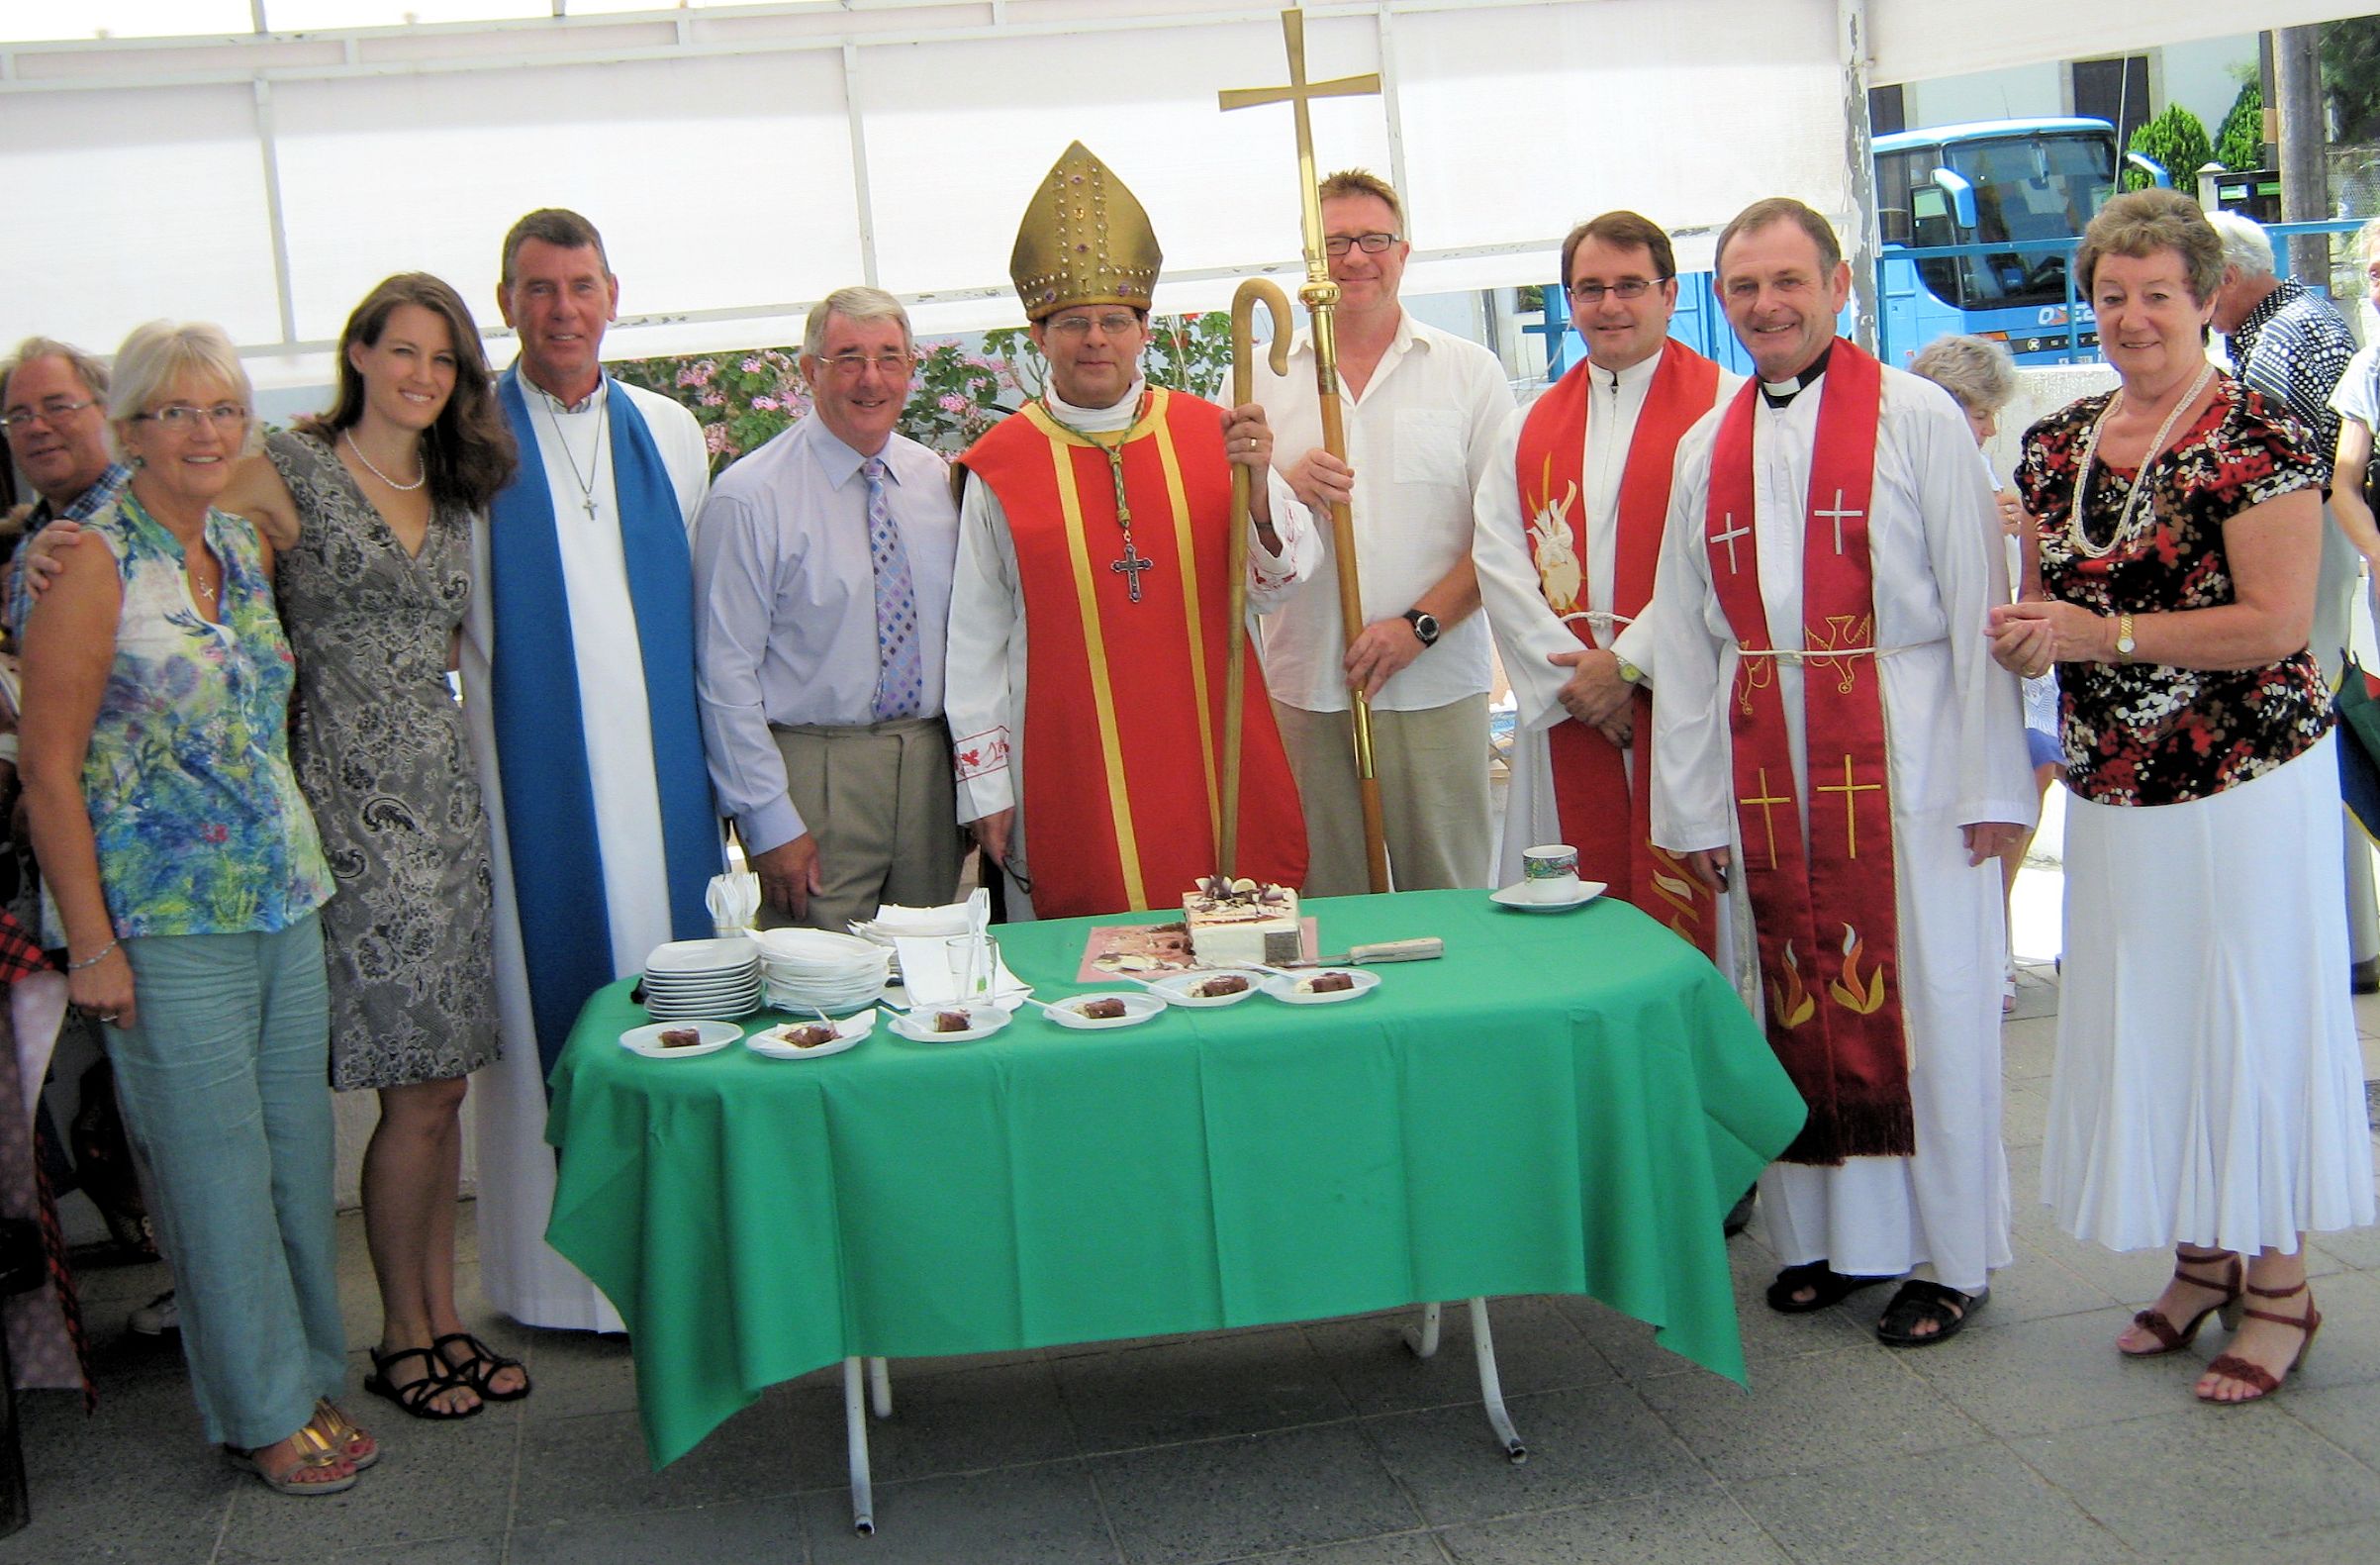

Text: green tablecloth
xmin=544 ymin=889 xmax=1805 ymax=1467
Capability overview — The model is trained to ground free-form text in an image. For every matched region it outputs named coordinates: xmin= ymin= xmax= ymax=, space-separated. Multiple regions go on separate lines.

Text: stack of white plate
xmin=642 ymin=936 xmax=762 ymax=1021
xmin=752 ymin=928 xmax=892 ymax=1013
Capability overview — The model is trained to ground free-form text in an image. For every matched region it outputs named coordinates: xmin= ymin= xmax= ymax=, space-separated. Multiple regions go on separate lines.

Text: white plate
xmin=746 ymin=1011 xmax=876 ymax=1060
xmin=1259 ymin=967 xmax=1382 ymax=1005
xmin=888 ymin=1003 xmax=1012 ymax=1043
xmin=1144 ymin=969 xmax=1266 ymax=1008
xmin=1489 ymin=880 xmax=1608 ymax=913
xmin=619 ymin=1020 xmax=741 ymax=1057
xmin=644 ymin=975 xmax=763 ymax=997
xmin=644 ymin=937 xmax=762 ymax=974
xmin=1039 ymin=991 xmax=1166 ymax=1030
xmin=647 ymin=994 xmax=760 ymax=1022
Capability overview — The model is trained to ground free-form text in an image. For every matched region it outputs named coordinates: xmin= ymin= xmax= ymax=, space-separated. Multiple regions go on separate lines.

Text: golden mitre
xmin=1008 ymin=141 xmax=1163 ymax=322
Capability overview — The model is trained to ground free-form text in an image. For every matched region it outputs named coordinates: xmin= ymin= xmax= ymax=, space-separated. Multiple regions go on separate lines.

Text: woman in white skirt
xmin=1989 ymin=188 xmax=2375 ymax=1405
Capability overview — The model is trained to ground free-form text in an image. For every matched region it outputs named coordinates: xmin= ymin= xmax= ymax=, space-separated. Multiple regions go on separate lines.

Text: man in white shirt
xmin=695 ymin=287 xmax=963 ymax=931
xmin=464 ymin=208 xmax=716 ymax=1332
xmin=1473 ymin=212 xmax=1740 ymax=922
xmin=1256 ymin=170 xmax=1511 ymax=895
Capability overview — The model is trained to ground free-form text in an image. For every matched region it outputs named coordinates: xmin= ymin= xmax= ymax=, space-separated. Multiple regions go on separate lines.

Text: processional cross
xmin=1218 ymin=7 xmax=1393 ymax=891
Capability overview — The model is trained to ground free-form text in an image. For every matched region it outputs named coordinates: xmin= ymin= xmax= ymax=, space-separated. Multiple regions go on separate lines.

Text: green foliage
xmin=2324 ymin=16 xmax=2380 ymax=144
xmin=610 ymin=347 xmax=811 ymax=473
xmin=2215 ymin=79 xmax=2265 ymax=172
xmin=2123 ymin=103 xmax=2213 ymax=192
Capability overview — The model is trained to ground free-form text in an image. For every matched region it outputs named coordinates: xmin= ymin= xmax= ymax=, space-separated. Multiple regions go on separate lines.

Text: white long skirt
xmin=2046 ymin=734 xmax=2376 ymax=1254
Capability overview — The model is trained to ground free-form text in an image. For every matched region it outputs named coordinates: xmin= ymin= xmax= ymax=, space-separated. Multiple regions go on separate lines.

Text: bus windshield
xmin=1883 ymin=131 xmax=2118 ymax=311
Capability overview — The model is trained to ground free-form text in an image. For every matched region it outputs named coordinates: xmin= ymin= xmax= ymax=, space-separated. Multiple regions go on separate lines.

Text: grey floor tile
xmin=1302 ymin=1297 xmax=1613 ymax=1417
xmin=1441 ymin=1486 xmax=1790 ymax=1565
xmin=1967 ymin=1242 xmax=2124 ymax=1329
xmin=1055 ymin=1325 xmax=1353 ymax=1451
xmin=782 ymin=1356 xmax=1079 ymax=1485
xmin=217 ymin=1417 xmax=519 ymax=1564
xmin=1733 ymin=1441 xmax=2136 ymax=1565
xmin=2179 ymin=1522 xmax=2380 ymax=1565
xmin=512 ymin=1401 xmax=802 ymax=1528
xmin=509 ymin=1498 xmax=807 ymax=1564
xmin=1903 ymin=1305 xmax=2213 ymax=1436
xmin=1091 ymin=1422 xmax=1416 ymax=1565
xmin=1635 ymin=1346 xmax=1982 ymax=1481
xmin=2013 ymin=1410 xmax=2380 ymax=1555
xmin=225 ymin=1536 xmax=508 ymax=1565
xmin=1254 ymin=1535 xmax=1452 ymax=1564
xmin=801 ymin=1460 xmax=1114 ymax=1564
xmin=2002 ymin=1082 xmax=2052 ymax=1149
xmin=2309 ymin=1219 xmax=2380 ymax=1271
xmin=507 ymin=1326 xmax=640 ymax=1421
xmin=2276 ymin=1268 xmax=2380 ymax=1391
xmin=0 ymin=1451 xmax=232 ymax=1565
xmin=1999 ymin=1017 xmax=2059 ymax=1081
xmin=1363 ymin=1383 xmax=1706 ymax=1527
xmin=2282 ymin=1381 xmax=2380 ymax=1470
xmin=1552 ymin=1243 xmax=1872 ymax=1384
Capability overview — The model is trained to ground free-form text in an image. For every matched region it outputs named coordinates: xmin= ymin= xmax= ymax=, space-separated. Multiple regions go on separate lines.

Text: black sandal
xmin=1765 ymin=1260 xmax=1895 ymax=1315
xmin=1876 ymin=1279 xmax=1987 ymax=1347
xmin=434 ymin=1331 xmax=531 ymax=1403
xmin=364 ymin=1344 xmax=482 ymax=1419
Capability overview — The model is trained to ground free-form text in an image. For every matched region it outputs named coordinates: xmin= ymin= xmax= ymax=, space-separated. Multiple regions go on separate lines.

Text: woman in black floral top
xmin=1988 ymin=189 xmax=2372 ymax=1406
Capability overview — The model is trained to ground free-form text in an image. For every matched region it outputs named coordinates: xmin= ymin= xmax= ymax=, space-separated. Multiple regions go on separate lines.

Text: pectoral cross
xmin=1708 ymin=512 xmax=1752 ymax=575
xmin=1813 ymin=489 xmax=1863 ymax=555
xmin=1111 ymin=540 xmax=1154 ymax=602
xmin=1815 ymin=753 xmax=1882 ymax=857
xmin=1739 ymin=765 xmax=1792 ymax=870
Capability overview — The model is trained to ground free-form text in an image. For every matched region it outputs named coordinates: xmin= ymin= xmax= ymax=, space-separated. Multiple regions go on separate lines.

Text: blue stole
xmin=490 ymin=368 xmax=719 ymax=1077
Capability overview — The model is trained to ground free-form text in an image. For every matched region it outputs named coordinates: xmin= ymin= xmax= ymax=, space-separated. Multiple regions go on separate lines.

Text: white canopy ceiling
xmin=0 ymin=1 xmax=2360 ymax=385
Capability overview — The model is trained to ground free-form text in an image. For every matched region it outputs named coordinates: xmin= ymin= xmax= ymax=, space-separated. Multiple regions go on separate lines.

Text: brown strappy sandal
xmin=2198 ymin=1278 xmax=2321 ymax=1404
xmin=2120 ymin=1248 xmax=2242 ymax=1356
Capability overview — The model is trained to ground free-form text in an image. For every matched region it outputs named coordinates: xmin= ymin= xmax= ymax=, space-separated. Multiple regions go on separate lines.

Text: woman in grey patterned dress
xmin=220 ymin=274 xmax=529 ymax=1419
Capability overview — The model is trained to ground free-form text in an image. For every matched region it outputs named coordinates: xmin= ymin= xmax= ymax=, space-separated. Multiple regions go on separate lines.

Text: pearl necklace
xmin=342 ymin=429 xmax=427 ymax=492
xmin=2064 ymin=362 xmax=2215 ymax=561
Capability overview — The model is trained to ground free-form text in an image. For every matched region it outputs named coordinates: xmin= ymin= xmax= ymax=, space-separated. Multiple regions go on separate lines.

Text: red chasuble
xmin=1701 ymin=340 xmax=1912 ymax=1165
xmin=1515 ymin=339 xmax=1721 ymax=956
xmin=957 ymin=388 xmax=1307 ymax=919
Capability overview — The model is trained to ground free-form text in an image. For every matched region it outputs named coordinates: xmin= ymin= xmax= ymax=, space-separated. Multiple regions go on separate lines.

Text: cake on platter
xmin=1184 ymin=875 xmax=1301 ymax=967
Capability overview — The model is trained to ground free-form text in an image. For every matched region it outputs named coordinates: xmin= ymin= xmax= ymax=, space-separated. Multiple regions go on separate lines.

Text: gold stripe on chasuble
xmin=1148 ymin=399 xmax=1222 ymax=847
xmin=1041 ymin=424 xmax=1146 ymax=911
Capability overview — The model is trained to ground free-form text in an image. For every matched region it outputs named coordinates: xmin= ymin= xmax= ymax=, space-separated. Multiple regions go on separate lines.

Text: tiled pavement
xmin=8 ymin=972 xmax=2380 ymax=1565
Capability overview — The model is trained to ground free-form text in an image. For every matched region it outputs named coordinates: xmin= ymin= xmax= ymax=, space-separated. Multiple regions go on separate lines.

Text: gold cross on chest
xmin=1739 ymin=765 xmax=1791 ymax=870
xmin=1815 ymin=753 xmax=1882 ymax=857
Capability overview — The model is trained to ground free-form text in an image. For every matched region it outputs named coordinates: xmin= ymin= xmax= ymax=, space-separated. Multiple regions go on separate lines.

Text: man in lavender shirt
xmin=694 ymin=287 xmax=965 ymax=929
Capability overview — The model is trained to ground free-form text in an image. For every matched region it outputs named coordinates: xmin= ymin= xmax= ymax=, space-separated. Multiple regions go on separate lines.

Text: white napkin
xmin=862 ymin=901 xmax=972 ymax=939
xmin=893 ymin=936 xmax=1029 ymax=1008
xmin=707 ymin=871 xmax=762 ymax=934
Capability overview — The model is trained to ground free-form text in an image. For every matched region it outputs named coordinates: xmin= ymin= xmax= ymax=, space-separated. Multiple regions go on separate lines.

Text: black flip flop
xmin=1765 ymin=1260 xmax=1896 ymax=1315
xmin=1875 ymin=1279 xmax=1988 ymax=1347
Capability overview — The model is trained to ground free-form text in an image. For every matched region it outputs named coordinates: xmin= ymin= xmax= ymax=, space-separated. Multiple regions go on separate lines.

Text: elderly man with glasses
xmin=1253 ymin=169 xmax=1513 ymax=896
xmin=2 ymin=338 xmax=130 ymax=641
xmin=694 ymin=286 xmax=966 ymax=930
xmin=945 ymin=143 xmax=1319 ymax=920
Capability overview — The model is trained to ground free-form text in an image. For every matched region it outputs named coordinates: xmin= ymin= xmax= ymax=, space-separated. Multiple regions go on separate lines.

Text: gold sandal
xmin=222 ymin=1420 xmax=357 ymax=1497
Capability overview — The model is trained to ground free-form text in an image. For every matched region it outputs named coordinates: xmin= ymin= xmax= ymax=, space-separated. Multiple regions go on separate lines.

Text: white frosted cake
xmin=1185 ymin=877 xmax=1301 ymax=967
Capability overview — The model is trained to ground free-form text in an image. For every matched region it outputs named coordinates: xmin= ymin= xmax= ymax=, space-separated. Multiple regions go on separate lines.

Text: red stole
xmin=957 ymin=388 xmax=1307 ymax=919
xmin=1701 ymin=340 xmax=1912 ymax=1165
xmin=1515 ymin=339 xmax=1721 ymax=955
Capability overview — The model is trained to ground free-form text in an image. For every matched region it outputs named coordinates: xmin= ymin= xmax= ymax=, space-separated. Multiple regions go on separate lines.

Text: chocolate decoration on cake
xmin=784 ymin=1024 xmax=838 ymax=1049
xmin=1194 ymin=975 xmax=1251 ymax=997
xmin=1305 ymin=972 xmax=1356 ymax=993
xmin=1077 ymin=998 xmax=1128 ymax=1020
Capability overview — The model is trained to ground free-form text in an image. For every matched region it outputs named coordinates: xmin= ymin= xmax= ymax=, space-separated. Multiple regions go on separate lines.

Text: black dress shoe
xmin=1722 ymin=1185 xmax=1757 ymax=1237
xmin=2352 ymin=957 xmax=2379 ymax=995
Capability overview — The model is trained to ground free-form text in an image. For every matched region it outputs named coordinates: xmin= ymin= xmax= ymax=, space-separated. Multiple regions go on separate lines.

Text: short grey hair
xmin=2358 ymin=214 xmax=2380 ymax=267
xmin=107 ymin=321 xmax=257 ymax=460
xmin=2206 ymin=209 xmax=2277 ymax=281
xmin=1907 ymin=334 xmax=2018 ymax=416
xmin=0 ymin=336 xmax=109 ymax=409
xmin=804 ymin=287 xmax=913 ymax=359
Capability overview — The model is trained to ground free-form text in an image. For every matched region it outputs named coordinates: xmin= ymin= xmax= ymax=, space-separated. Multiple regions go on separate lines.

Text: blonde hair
xmin=107 ymin=321 xmax=257 ymax=461
xmin=1908 ymin=334 xmax=2018 ymax=417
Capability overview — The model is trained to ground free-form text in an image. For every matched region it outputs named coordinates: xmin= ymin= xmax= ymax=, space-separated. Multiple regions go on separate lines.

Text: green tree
xmin=2215 ymin=79 xmax=2265 ymax=171
xmin=2323 ymin=16 xmax=2380 ymax=144
xmin=2123 ymin=103 xmax=2213 ymax=191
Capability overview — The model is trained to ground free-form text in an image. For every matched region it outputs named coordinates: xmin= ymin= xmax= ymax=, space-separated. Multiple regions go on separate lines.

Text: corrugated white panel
xmin=1868 ymin=0 xmax=2359 ymax=84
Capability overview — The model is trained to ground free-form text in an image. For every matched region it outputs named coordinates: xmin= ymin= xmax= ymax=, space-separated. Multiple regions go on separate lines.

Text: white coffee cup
xmin=1521 ymin=844 xmax=1581 ymax=902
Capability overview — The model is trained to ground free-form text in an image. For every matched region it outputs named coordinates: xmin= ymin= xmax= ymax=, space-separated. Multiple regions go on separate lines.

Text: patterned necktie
xmin=863 ymin=455 xmax=924 ymax=721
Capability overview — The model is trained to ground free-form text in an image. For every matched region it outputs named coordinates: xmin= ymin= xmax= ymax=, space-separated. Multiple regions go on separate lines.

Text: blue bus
xmin=1538 ymin=116 xmax=2165 ymax=376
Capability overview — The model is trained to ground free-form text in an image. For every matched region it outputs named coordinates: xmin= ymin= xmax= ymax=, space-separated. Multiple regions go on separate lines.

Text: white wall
xmin=1895 ymin=36 xmax=2254 ymax=143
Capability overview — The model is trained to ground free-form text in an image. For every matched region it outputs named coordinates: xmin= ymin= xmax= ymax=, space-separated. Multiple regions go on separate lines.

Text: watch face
xmin=1410 ymin=612 xmax=1439 ymax=644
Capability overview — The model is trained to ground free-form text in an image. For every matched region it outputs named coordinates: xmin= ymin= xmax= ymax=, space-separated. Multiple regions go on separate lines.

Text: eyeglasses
xmin=1325 ymin=233 xmax=1400 ymax=257
xmin=0 ymin=397 xmax=98 ymax=433
xmin=820 ymin=352 xmax=915 ymax=378
xmin=1568 ymin=278 xmax=1672 ymax=304
xmin=1045 ymin=312 xmax=1144 ymax=339
xmin=135 ymin=403 xmax=248 ymax=431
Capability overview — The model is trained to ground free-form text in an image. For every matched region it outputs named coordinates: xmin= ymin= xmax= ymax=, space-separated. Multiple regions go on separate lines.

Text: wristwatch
xmin=1402 ymin=609 xmax=1441 ymax=647
xmin=2113 ymin=613 xmax=2137 ymax=661
xmin=1615 ymin=656 xmax=1645 ymax=685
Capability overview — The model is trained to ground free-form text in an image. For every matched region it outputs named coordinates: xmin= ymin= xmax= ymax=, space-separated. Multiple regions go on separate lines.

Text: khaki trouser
xmin=1272 ymin=694 xmax=1493 ymax=897
xmin=762 ymin=716 xmax=964 ymax=931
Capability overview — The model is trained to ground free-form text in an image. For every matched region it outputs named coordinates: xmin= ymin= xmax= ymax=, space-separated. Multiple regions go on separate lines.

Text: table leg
xmin=868 ymin=1356 xmax=893 ymax=1418
xmin=842 ymin=1356 xmax=876 ymax=1534
xmin=1467 ymin=1298 xmax=1527 ymax=1463
xmin=1401 ymin=1300 xmax=1443 ymax=1359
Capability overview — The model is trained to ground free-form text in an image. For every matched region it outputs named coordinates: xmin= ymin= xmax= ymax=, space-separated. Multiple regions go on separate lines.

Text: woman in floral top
xmin=16 ymin=323 xmax=373 ymax=1496
xmin=1989 ymin=189 xmax=2373 ymax=1405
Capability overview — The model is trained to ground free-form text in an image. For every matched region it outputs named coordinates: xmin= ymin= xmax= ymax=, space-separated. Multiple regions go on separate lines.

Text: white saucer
xmin=1143 ymin=969 xmax=1265 ymax=1008
xmin=1039 ymin=992 xmax=1165 ymax=1030
xmin=1258 ymin=967 xmax=1381 ymax=1005
xmin=619 ymin=1020 xmax=740 ymax=1057
xmin=889 ymin=1003 xmax=1012 ymax=1043
xmin=644 ymin=937 xmax=762 ymax=974
xmin=746 ymin=1011 xmax=876 ymax=1060
xmin=1489 ymin=879 xmax=1607 ymax=913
